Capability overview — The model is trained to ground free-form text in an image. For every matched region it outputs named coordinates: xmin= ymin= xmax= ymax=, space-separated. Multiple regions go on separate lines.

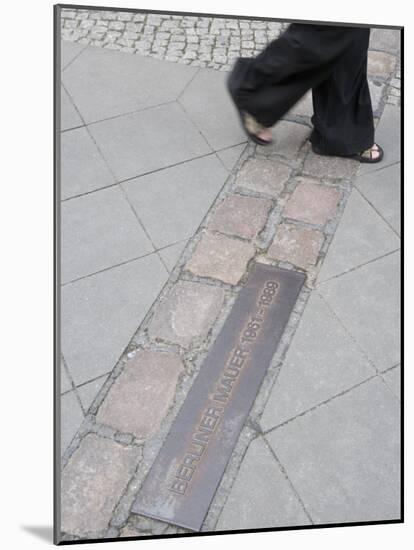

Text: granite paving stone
xmin=266 ymin=378 xmax=400 ymax=524
xmin=96 ymin=350 xmax=184 ymax=438
xmin=303 ymin=150 xmax=359 ymax=180
xmin=179 ymin=68 xmax=247 ymax=150
xmin=216 ymin=437 xmax=311 ymax=530
xmin=61 ymin=127 xmax=115 ymax=200
xmin=235 ymin=158 xmax=292 ymax=197
xmin=209 ymin=194 xmax=272 ymax=239
xmin=360 ymin=104 xmax=400 ymax=175
xmin=267 ymin=223 xmax=324 ymax=270
xmin=368 ymin=80 xmax=385 ymax=115
xmin=318 ymin=251 xmax=400 ymax=371
xmin=61 ymin=434 xmax=139 ymax=537
xmin=61 ymin=40 xmax=86 ymax=70
xmin=61 ymin=391 xmax=84 ymax=454
xmin=286 ymin=90 xmax=313 ymax=118
xmin=61 ymin=186 xmax=154 ymax=282
xmin=158 ymin=241 xmax=188 ymax=272
xmin=355 ymin=163 xmax=400 ymax=235
xmin=260 ymin=292 xmax=374 ymax=431
xmin=148 ymin=280 xmax=224 ymax=347
xmin=284 ymin=179 xmax=341 ymax=226
xmin=216 ymin=144 xmax=247 ymax=171
xmin=88 ymin=102 xmax=212 ymax=181
xmin=258 ymin=120 xmax=311 ymax=160
xmin=61 ymin=254 xmax=169 ymax=386
xmin=62 ymin=45 xmax=197 ymax=123
xmin=186 ymin=232 xmax=256 ymax=284
xmin=122 ymin=155 xmax=227 ymax=248
xmin=382 ymin=365 xmax=401 ymax=401
xmin=368 ymin=50 xmax=397 ymax=79
xmin=61 ymin=86 xmax=83 ymax=131
xmin=317 ymin=189 xmax=400 ymax=282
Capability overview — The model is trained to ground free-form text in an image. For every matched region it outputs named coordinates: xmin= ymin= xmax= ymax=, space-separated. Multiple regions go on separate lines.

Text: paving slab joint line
xmin=354 ymin=184 xmax=401 ymax=239
xmin=262 ymin=436 xmax=314 ymax=525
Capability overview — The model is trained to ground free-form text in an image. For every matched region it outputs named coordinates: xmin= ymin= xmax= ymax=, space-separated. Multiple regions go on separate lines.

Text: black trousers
xmin=229 ymin=23 xmax=374 ymax=155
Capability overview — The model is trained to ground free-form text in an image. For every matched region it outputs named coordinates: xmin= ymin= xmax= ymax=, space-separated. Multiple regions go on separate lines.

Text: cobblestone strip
xmin=60 ymin=9 xmax=286 ymax=70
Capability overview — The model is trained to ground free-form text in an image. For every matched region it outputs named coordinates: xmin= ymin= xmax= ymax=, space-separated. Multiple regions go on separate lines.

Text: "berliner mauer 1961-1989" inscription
xmin=132 ymin=263 xmax=305 ymax=532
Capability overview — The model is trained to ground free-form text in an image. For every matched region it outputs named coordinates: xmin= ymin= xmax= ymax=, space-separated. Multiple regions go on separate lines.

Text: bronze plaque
xmin=132 ymin=263 xmax=305 ymax=531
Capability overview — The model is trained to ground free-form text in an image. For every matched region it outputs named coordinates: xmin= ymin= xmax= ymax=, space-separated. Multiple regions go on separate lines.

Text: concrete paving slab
xmin=317 ymin=189 xmax=400 ymax=282
xmin=216 ymin=143 xmax=247 ymax=171
xmin=88 ymin=102 xmax=212 ymax=181
xmin=61 ymin=40 xmax=86 ymax=71
xmin=260 ymin=292 xmax=374 ymax=431
xmin=318 ymin=251 xmax=400 ymax=371
xmin=61 ymin=186 xmax=154 ymax=283
xmin=61 ymin=86 xmax=83 ymax=131
xmin=370 ymin=28 xmax=401 ymax=56
xmin=158 ymin=241 xmax=188 ymax=272
xmin=383 ymin=365 xmax=401 ymax=401
xmin=77 ymin=375 xmax=109 ymax=412
xmin=122 ymin=155 xmax=227 ymax=248
xmin=61 ymin=391 xmax=84 ymax=454
xmin=266 ymin=377 xmax=401 ymax=524
xmin=355 ymin=162 xmax=401 ymax=235
xmin=179 ymin=68 xmax=247 ymax=150
xmin=61 ymin=127 xmax=115 ymax=200
xmin=62 ymin=45 xmax=197 ymax=123
xmin=359 ymin=104 xmax=400 ymax=175
xmin=61 ymin=359 xmax=72 ymax=394
xmin=61 ymin=254 xmax=169 ymax=386
xmin=216 ymin=437 xmax=311 ymax=530
xmin=259 ymin=120 xmax=311 ymax=160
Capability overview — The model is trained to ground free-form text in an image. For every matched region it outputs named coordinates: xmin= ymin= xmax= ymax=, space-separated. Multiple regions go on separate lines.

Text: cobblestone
xmin=267 ymin=223 xmax=325 ymax=269
xmin=284 ymin=179 xmax=342 ymax=226
xmin=186 ymin=232 xmax=256 ymax=284
xmin=96 ymin=350 xmax=184 ymax=438
xmin=148 ymin=281 xmax=225 ymax=348
xmin=235 ymin=158 xmax=292 ymax=197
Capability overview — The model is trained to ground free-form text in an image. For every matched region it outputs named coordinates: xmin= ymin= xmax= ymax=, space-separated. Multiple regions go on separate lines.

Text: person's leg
xmin=309 ymin=28 xmax=375 ymax=156
xmin=228 ymin=23 xmax=362 ymax=129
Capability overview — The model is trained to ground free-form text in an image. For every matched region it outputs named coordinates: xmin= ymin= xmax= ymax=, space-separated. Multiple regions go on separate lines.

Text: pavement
xmin=58 ymin=8 xmax=401 ymax=542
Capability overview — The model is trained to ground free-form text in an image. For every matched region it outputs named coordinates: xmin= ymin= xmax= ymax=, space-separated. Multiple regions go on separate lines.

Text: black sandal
xmin=312 ymin=143 xmax=384 ymax=164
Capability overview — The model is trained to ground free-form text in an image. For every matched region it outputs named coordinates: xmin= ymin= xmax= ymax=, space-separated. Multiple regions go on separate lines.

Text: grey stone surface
xmin=61 ymin=434 xmax=139 ymax=537
xmin=370 ymin=28 xmax=401 ymax=56
xmin=286 ymin=90 xmax=313 ymax=118
xmin=260 ymin=293 xmax=374 ymax=431
xmin=216 ymin=437 xmax=311 ymax=530
xmin=97 ymin=350 xmax=184 ymax=438
xmin=62 ymin=254 xmax=168 ymax=386
xmin=77 ymin=375 xmax=109 ymax=411
xmin=216 ymin=144 xmax=247 ymax=171
xmin=369 ymin=80 xmax=385 ymax=115
xmin=61 ymin=359 xmax=72 ymax=393
xmin=318 ymin=251 xmax=400 ymax=371
xmin=61 ymin=391 xmax=84 ymax=454
xmin=179 ymin=68 xmax=246 ymax=150
xmin=266 ymin=378 xmax=401 ymax=523
xmin=148 ymin=280 xmax=224 ymax=347
xmin=61 ymin=86 xmax=83 ymax=131
xmin=61 ymin=186 xmax=154 ymax=282
xmin=383 ymin=365 xmax=401 ymax=401
xmin=368 ymin=50 xmax=397 ymax=80
xmin=88 ymin=102 xmax=211 ymax=181
xmin=259 ymin=120 xmax=311 ymax=160
xmin=235 ymin=157 xmax=292 ymax=197
xmin=61 ymin=40 xmax=86 ymax=70
xmin=158 ymin=240 xmax=187 ymax=272
xmin=62 ymin=44 xmax=197 ymax=123
xmin=186 ymin=232 xmax=255 ymax=284
xmin=122 ymin=155 xmax=227 ymax=248
xmin=61 ymin=127 xmax=115 ymax=200
xmin=355 ymin=162 xmax=401 ymax=235
xmin=359 ymin=104 xmax=400 ymax=175
xmin=284 ymin=179 xmax=341 ymax=226
xmin=317 ymin=189 xmax=400 ymax=282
